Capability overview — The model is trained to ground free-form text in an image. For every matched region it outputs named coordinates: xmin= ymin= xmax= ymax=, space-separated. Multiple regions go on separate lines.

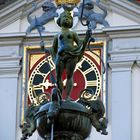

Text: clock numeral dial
xmin=77 ymin=55 xmax=101 ymax=98
xmin=32 ymin=86 xmax=43 ymax=90
xmin=28 ymin=57 xmax=56 ymax=105
xmin=35 ymin=70 xmax=46 ymax=77
xmin=86 ymin=80 xmax=97 ymax=87
xmin=47 ymin=56 xmax=55 ymax=70
xmin=83 ymin=67 xmax=94 ymax=75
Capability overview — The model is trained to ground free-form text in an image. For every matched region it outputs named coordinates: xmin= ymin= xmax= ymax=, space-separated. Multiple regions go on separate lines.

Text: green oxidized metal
xmin=35 ymin=100 xmax=92 ymax=140
xmin=21 ymin=0 xmax=108 ymax=139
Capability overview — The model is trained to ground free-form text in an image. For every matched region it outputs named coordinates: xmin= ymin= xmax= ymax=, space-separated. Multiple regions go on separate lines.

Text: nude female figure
xmin=41 ymin=10 xmax=91 ymax=100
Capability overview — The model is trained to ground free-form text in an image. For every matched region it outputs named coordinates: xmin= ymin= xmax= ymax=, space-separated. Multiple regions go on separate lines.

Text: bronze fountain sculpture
xmin=21 ymin=0 xmax=109 ymax=139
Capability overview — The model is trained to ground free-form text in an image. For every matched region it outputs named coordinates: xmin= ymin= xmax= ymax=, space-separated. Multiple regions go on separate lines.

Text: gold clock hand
xmin=39 ymin=80 xmax=56 ymax=89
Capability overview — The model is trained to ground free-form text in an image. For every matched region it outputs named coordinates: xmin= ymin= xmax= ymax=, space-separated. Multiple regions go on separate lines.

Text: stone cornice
xmin=0 ymin=35 xmax=24 ymax=46
xmin=106 ymin=0 xmax=140 ymax=24
xmin=0 ymin=67 xmax=21 ymax=77
xmin=0 ymin=0 xmax=26 ymax=17
xmin=0 ymin=25 xmax=140 ymax=39
xmin=0 ymin=25 xmax=139 ymax=48
xmin=0 ymin=0 xmax=26 ymax=30
xmin=110 ymin=0 xmax=140 ymax=14
xmin=0 ymin=56 xmax=21 ymax=77
xmin=0 ymin=0 xmax=43 ymax=30
xmin=108 ymin=43 xmax=140 ymax=65
xmin=104 ymin=25 xmax=140 ymax=38
xmin=108 ymin=60 xmax=134 ymax=72
xmin=104 ymin=25 xmax=140 ymax=32
xmin=0 ymin=56 xmax=21 ymax=67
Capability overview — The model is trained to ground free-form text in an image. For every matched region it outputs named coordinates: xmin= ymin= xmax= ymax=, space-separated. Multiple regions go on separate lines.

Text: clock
xmin=28 ymin=50 xmax=101 ymax=106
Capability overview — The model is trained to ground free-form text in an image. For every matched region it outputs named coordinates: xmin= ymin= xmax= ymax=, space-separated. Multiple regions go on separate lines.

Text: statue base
xmin=35 ymin=100 xmax=92 ymax=140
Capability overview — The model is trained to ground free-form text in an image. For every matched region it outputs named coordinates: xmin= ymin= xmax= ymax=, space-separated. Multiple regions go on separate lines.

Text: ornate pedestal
xmin=21 ymin=89 xmax=108 ymax=140
xmin=20 ymin=0 xmax=109 ymax=139
xmin=35 ymin=101 xmax=92 ymax=140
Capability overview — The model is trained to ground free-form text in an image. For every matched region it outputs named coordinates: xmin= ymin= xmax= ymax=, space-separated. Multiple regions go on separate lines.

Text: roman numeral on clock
xmin=47 ymin=56 xmax=55 ymax=70
xmin=83 ymin=67 xmax=93 ymax=75
xmin=86 ymin=80 xmax=97 ymax=87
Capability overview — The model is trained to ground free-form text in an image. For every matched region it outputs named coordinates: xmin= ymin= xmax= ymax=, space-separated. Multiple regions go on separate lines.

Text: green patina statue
xmin=21 ymin=8 xmax=108 ymax=140
xmin=41 ymin=10 xmax=91 ymax=100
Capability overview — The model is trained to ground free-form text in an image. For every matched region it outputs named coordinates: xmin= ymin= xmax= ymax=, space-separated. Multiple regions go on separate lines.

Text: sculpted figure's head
xmin=57 ymin=11 xmax=73 ymax=28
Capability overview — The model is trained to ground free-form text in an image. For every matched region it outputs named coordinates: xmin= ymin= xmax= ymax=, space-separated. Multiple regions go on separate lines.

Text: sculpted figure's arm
xmin=73 ymin=32 xmax=81 ymax=46
xmin=74 ymin=29 xmax=92 ymax=50
xmin=52 ymin=35 xmax=58 ymax=60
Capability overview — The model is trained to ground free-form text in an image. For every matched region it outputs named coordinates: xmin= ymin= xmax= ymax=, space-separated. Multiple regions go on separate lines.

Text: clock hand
xmin=32 ymin=80 xmax=56 ymax=90
xmin=39 ymin=80 xmax=56 ymax=89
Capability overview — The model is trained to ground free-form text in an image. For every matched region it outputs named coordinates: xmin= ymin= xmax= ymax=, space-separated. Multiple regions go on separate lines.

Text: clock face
xmin=28 ymin=50 xmax=102 ymax=105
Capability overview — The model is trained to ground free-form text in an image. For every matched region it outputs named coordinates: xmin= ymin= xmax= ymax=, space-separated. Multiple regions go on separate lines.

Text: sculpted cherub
xmin=41 ymin=10 xmax=92 ymax=100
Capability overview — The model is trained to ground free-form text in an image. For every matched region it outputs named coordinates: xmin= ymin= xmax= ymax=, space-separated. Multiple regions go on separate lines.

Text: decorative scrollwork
xmin=79 ymin=88 xmax=94 ymax=100
xmin=78 ymin=88 xmax=108 ymax=135
xmin=79 ymin=88 xmax=99 ymax=101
